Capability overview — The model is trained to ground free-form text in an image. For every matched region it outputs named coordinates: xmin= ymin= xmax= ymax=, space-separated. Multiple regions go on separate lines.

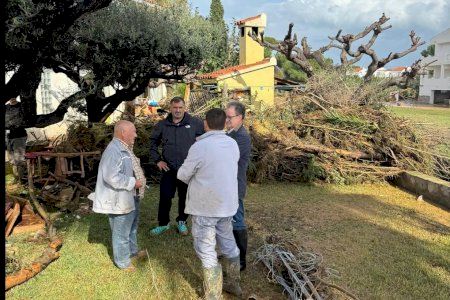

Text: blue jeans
xmin=232 ymin=198 xmax=246 ymax=230
xmin=192 ymin=216 xmax=240 ymax=268
xmin=108 ymin=197 xmax=139 ymax=269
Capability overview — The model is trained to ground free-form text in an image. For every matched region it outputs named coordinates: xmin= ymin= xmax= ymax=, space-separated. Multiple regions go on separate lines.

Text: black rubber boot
xmin=232 ymin=229 xmax=248 ymax=271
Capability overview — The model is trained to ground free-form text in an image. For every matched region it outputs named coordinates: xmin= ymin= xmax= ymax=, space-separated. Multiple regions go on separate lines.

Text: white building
xmin=373 ymin=66 xmax=407 ymax=78
xmin=419 ymin=28 xmax=450 ymax=104
xmin=347 ymin=66 xmax=367 ymax=77
xmin=6 ymin=69 xmax=168 ymax=140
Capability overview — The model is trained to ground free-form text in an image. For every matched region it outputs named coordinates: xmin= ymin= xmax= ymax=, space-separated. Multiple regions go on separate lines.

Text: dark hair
xmin=170 ymin=96 xmax=185 ymax=105
xmin=205 ymin=108 xmax=226 ymax=130
xmin=226 ymin=101 xmax=246 ymax=119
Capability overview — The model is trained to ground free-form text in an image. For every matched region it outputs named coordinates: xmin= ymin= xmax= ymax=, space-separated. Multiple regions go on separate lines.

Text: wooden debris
xmin=48 ymin=172 xmax=92 ymax=195
xmin=5 ymin=239 xmax=63 ymax=291
xmin=5 ymin=202 xmax=21 ymax=237
xmin=5 ymin=196 xmax=46 ymax=236
xmin=255 ymin=236 xmax=359 ymax=300
xmin=12 ymin=204 xmax=46 ymax=235
xmin=27 ymin=159 xmax=56 ymax=238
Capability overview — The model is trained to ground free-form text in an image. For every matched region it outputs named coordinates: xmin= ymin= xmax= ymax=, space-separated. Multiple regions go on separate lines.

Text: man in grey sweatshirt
xmin=177 ymin=108 xmax=242 ymax=299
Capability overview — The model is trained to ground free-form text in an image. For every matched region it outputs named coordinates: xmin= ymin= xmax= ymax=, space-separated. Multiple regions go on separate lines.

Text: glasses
xmin=226 ymin=115 xmax=240 ymax=120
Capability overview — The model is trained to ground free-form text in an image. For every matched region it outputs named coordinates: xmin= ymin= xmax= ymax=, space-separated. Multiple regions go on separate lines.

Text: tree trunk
xmin=5 ymin=239 xmax=63 ymax=291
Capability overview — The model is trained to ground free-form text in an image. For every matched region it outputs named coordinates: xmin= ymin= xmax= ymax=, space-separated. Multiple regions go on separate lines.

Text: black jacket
xmin=149 ymin=113 xmax=204 ymax=170
xmin=227 ymin=126 xmax=252 ymax=199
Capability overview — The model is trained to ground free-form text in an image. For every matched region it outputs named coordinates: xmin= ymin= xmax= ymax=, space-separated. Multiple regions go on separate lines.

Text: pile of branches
xmin=255 ymin=236 xmax=358 ymax=300
xmin=53 ymin=118 xmax=162 ymax=182
xmin=51 ymin=79 xmax=449 ymax=185
xmin=248 ymin=69 xmax=448 ymax=183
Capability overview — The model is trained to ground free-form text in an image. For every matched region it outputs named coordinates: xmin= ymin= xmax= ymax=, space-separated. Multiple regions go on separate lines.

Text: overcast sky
xmin=189 ymin=0 xmax=450 ymax=68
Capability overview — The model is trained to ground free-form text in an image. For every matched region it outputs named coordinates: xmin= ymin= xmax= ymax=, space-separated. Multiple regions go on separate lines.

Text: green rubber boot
xmin=203 ymin=265 xmax=223 ymax=300
xmin=222 ymin=256 xmax=242 ymax=297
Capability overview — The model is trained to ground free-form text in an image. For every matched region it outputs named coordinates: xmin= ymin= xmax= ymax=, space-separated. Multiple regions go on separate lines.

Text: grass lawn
xmin=6 ymin=183 xmax=450 ymax=299
xmin=389 ymin=106 xmax=450 ymax=156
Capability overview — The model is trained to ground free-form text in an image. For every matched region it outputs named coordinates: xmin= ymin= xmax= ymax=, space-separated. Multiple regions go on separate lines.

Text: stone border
xmin=393 ymin=171 xmax=450 ymax=209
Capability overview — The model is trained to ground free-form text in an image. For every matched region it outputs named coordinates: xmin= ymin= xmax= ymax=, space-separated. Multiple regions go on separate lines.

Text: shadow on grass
xmin=84 ymin=189 xmax=203 ymax=298
xmin=17 ymin=182 xmax=447 ymax=299
xmin=245 ymin=183 xmax=450 ymax=299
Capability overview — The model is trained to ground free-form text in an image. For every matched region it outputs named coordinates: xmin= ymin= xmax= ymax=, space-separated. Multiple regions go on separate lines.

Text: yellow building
xmin=198 ymin=13 xmax=276 ymax=105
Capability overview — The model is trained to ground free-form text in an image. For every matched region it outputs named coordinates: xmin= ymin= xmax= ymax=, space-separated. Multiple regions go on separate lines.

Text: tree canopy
xmin=200 ymin=0 xmax=228 ymax=72
xmin=5 ymin=0 xmax=219 ymax=128
xmin=421 ymin=44 xmax=435 ymax=57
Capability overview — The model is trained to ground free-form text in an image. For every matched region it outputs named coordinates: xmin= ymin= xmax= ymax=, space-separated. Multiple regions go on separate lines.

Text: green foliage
xmin=421 ymin=44 xmax=435 ymax=57
xmin=5 ymin=0 xmax=220 ymax=126
xmin=200 ymin=0 xmax=228 ymax=72
xmin=172 ymin=83 xmax=186 ymax=99
xmin=209 ymin=0 xmax=225 ymax=25
xmin=324 ymin=111 xmax=378 ymax=133
xmin=263 ymin=36 xmax=278 ymax=58
xmin=70 ymin=0 xmax=218 ymax=85
xmin=276 ymin=54 xmax=308 ymax=83
xmin=300 ymin=155 xmax=326 ymax=182
xmin=225 ymin=18 xmax=240 ymax=67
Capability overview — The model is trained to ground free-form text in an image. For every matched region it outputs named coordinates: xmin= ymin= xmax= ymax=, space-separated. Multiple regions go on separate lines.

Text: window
xmin=252 ymin=27 xmax=258 ymax=36
xmin=428 ymin=70 xmax=434 ymax=79
xmin=240 ymin=27 xmax=245 ymax=37
xmin=444 ymin=66 xmax=450 ymax=78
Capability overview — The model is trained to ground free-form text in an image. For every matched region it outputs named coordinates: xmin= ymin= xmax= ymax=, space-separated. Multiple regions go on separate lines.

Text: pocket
xmin=192 ymin=216 xmax=216 ymax=239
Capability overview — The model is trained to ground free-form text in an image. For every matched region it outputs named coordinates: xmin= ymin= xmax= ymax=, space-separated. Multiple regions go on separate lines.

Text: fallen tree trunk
xmin=27 ymin=160 xmax=56 ymax=238
xmin=5 ymin=239 xmax=63 ymax=291
xmin=294 ymin=142 xmax=379 ymax=160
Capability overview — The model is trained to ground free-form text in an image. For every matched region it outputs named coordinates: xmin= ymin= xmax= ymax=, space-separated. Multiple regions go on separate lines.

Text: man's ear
xmin=203 ymin=120 xmax=209 ymax=131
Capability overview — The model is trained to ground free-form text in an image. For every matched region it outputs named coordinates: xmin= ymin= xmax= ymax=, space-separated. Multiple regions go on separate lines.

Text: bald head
xmin=114 ymin=120 xmax=137 ymax=146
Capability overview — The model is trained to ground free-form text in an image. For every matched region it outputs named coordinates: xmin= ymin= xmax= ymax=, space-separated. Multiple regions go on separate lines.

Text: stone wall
xmin=394 ymin=171 xmax=450 ymax=209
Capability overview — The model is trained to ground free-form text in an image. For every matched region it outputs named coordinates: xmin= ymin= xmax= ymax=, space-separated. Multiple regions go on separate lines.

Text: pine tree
xmin=210 ymin=0 xmax=225 ymax=27
xmin=206 ymin=0 xmax=228 ymax=70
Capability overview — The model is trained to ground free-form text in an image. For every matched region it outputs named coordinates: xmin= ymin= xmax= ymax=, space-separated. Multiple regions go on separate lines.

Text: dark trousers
xmin=158 ymin=169 xmax=188 ymax=226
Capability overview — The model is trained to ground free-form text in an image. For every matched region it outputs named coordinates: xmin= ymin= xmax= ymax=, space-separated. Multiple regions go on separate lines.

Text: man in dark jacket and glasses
xmin=225 ymin=101 xmax=252 ymax=271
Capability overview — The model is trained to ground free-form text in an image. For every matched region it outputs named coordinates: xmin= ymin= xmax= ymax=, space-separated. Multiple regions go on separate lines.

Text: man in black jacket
xmin=225 ymin=101 xmax=252 ymax=270
xmin=149 ymin=97 xmax=204 ymax=236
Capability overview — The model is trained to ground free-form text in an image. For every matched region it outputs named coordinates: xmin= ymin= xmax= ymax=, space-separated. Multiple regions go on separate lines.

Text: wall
xmin=394 ymin=171 xmax=450 ymax=209
xmin=239 ymin=26 xmax=265 ymax=65
xmin=218 ymin=66 xmax=275 ymax=106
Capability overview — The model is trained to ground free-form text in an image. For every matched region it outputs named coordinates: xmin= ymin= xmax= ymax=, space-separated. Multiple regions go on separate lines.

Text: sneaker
xmin=150 ymin=225 xmax=170 ymax=235
xmin=177 ymin=221 xmax=188 ymax=236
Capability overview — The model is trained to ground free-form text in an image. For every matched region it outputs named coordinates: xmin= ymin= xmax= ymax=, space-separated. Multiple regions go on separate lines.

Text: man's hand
xmin=157 ymin=161 xmax=170 ymax=172
xmin=135 ymin=180 xmax=143 ymax=189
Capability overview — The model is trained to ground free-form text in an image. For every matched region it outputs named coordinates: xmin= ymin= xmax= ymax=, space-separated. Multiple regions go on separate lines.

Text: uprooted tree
xmin=243 ymin=14 xmax=449 ymax=182
xmin=5 ymin=0 xmax=220 ymax=129
xmin=251 ymin=13 xmax=433 ymax=88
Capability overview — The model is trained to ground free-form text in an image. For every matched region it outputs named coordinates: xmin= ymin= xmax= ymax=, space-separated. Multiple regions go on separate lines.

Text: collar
xmin=197 ymin=130 xmax=226 ymax=141
xmin=227 ymin=123 xmax=243 ymax=134
xmin=113 ymin=137 xmax=132 ymax=152
xmin=166 ymin=112 xmax=190 ymax=126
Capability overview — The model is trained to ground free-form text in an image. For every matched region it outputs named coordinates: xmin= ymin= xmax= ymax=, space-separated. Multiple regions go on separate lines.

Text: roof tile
xmin=197 ymin=58 xmax=271 ymax=79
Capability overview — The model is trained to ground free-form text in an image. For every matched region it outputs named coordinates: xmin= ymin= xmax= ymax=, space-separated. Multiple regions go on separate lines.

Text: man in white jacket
xmin=92 ymin=120 xmax=146 ymax=271
xmin=177 ymin=108 xmax=242 ymax=299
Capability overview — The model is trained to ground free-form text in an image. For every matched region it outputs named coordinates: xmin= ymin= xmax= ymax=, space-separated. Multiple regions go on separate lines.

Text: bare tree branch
xmin=250 ymin=24 xmax=315 ymax=76
xmin=330 ymin=14 xmax=392 ymax=66
xmin=363 ymin=30 xmax=426 ymax=81
xmin=249 ymin=13 xmax=425 ymax=87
